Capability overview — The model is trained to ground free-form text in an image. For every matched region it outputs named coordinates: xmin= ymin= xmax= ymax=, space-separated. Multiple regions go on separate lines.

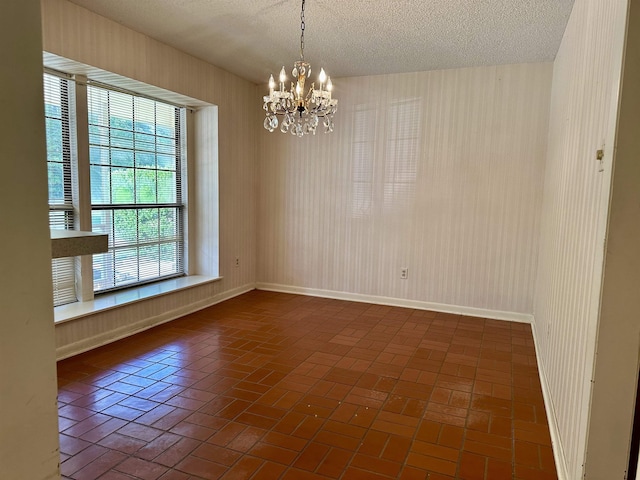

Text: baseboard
xmin=530 ymin=320 xmax=569 ymax=480
xmin=55 ymin=283 xmax=256 ymax=360
xmin=255 ymin=283 xmax=533 ymax=324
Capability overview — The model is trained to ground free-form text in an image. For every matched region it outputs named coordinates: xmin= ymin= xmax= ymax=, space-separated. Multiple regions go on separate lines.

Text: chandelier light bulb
xmin=326 ymin=76 xmax=333 ymax=92
xmin=319 ymin=68 xmax=327 ymax=84
xmin=268 ymin=74 xmax=275 ymax=91
xmin=279 ymin=67 xmax=287 ymax=84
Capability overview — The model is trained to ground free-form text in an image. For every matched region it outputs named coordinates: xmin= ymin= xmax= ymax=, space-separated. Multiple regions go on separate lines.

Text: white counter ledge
xmin=51 ymin=229 xmax=108 ymax=258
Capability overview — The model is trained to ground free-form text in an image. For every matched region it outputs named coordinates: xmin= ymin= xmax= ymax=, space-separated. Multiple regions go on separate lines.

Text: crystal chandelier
xmin=263 ymin=0 xmax=338 ymax=137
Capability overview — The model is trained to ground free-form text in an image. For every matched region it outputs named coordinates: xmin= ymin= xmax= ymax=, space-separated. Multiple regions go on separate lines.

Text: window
xmin=87 ymin=85 xmax=184 ymax=292
xmin=43 ymin=73 xmax=186 ymax=304
xmin=43 ymin=73 xmax=76 ymax=306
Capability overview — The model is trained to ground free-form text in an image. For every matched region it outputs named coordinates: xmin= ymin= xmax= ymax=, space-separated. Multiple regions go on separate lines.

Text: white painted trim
xmin=530 ymin=320 xmax=569 ymax=480
xmin=56 ymin=283 xmax=255 ymax=360
xmin=255 ymin=283 xmax=533 ymax=324
xmin=54 ymin=275 xmax=222 ymax=324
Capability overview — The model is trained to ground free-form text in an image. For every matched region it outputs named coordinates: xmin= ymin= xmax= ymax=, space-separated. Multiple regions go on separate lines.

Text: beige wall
xmin=0 ymin=1 xmax=60 ymax=479
xmin=258 ymin=63 xmax=552 ymax=319
xmin=584 ymin=0 xmax=640 ymax=476
xmin=41 ymin=0 xmax=259 ymax=357
xmin=533 ymin=0 xmax=629 ymax=477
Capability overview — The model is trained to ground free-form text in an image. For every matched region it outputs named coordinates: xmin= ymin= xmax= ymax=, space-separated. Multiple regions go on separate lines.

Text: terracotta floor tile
xmin=316 ymin=447 xmax=354 ymax=478
xmin=252 ymin=461 xmax=287 ymax=479
xmin=219 ymin=455 xmax=263 ymax=479
xmin=227 ymin=426 xmax=267 ymax=452
xmin=98 ymin=431 xmax=147 ymax=454
xmin=169 ymin=420 xmax=216 ymax=441
xmin=405 ymin=451 xmax=457 ymax=476
xmin=411 ymin=440 xmax=459 ymax=463
xmin=193 ymin=441 xmax=242 ymax=466
xmin=488 ymin=457 xmax=513 ymax=479
xmin=315 ymin=429 xmax=362 ymax=450
xmin=151 ymin=407 xmax=192 ymax=430
xmin=249 ymin=441 xmax=298 ymax=464
xmin=207 ymin=421 xmax=247 ymax=447
xmin=135 ymin=432 xmax=182 ymax=461
xmin=60 ymin=444 xmax=109 ymax=476
xmin=515 ymin=439 xmax=541 ymax=468
xmin=465 ymin=429 xmax=511 ymax=450
xmin=114 ymin=456 xmax=169 ymax=480
xmin=173 ymin=454 xmax=227 ymax=479
xmin=415 ymin=420 xmax=440 ymax=444
xmin=59 ymin=404 xmax=103 ymax=422
xmin=72 ymin=450 xmax=127 ymax=480
xmin=116 ymin=422 xmax=163 ymax=442
xmin=235 ymin=411 xmax=279 ymax=430
xmin=350 ymin=453 xmax=403 ymax=477
xmin=57 ymin=291 xmax=557 ymax=480
xmin=262 ymin=430 xmax=308 ymax=451
xmin=294 ymin=441 xmax=331 ymax=471
xmin=358 ymin=429 xmax=389 ymax=457
xmin=96 ymin=471 xmax=134 ymax=480
xmin=381 ymin=434 xmax=412 ymax=462
xmin=281 ymin=467 xmax=330 ymax=480
xmin=134 ymin=404 xmax=178 ymax=427
xmin=65 ymin=413 xmax=113 ymax=438
xmin=515 ymin=464 xmax=559 ymax=480
xmin=59 ymin=433 xmax=92 ymax=456
xmin=80 ymin=418 xmax=127 ymax=443
xmin=458 ymin=451 xmax=487 ymax=480
xmin=342 ymin=466 xmax=395 ymax=479
xmin=399 ymin=466 xmax=429 ymax=479
xmin=152 ymin=437 xmax=200 ymax=467
xmin=157 ymin=470 xmax=191 ymax=480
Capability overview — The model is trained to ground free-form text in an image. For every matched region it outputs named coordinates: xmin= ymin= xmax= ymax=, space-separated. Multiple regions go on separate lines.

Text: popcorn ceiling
xmin=67 ymin=0 xmax=575 ymax=84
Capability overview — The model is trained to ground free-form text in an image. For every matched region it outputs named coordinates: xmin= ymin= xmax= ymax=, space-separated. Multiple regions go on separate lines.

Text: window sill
xmin=54 ymin=275 xmax=222 ymax=325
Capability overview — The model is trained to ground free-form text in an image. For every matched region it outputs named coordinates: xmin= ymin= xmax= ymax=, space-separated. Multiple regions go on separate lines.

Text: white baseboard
xmin=56 ymin=283 xmax=255 ymax=360
xmin=255 ymin=283 xmax=533 ymax=324
xmin=530 ymin=320 xmax=569 ymax=480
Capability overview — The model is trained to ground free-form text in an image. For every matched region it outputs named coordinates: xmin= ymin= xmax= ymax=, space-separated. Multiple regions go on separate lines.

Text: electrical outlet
xmin=400 ymin=268 xmax=408 ymax=280
xmin=235 ymin=257 xmax=240 ymax=267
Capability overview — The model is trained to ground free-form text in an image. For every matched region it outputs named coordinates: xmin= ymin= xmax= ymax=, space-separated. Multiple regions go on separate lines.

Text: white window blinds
xmin=43 ymin=73 xmax=76 ymax=306
xmin=87 ymin=84 xmax=184 ymax=292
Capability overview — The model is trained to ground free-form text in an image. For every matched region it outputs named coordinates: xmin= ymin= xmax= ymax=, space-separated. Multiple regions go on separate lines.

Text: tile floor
xmin=57 ymin=290 xmax=558 ymax=480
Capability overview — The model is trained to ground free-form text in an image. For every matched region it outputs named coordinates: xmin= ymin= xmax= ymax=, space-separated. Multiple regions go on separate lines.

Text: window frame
xmin=86 ymin=82 xmax=186 ymax=293
xmin=44 ymin=68 xmax=189 ymax=305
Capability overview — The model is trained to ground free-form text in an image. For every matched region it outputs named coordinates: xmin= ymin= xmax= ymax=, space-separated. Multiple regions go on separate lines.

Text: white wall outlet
xmin=401 ymin=268 xmax=408 ymax=279
xmin=235 ymin=257 xmax=240 ymax=267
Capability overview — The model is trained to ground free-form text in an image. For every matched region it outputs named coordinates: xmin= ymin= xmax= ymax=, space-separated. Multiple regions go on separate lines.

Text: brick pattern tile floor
xmin=57 ymin=290 xmax=558 ymax=480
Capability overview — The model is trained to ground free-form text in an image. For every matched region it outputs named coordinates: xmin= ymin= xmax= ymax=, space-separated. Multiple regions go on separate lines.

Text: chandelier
xmin=263 ymin=0 xmax=338 ymax=137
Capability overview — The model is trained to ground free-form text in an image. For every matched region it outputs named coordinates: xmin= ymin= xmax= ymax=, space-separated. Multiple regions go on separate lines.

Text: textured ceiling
xmin=66 ymin=0 xmax=575 ymax=85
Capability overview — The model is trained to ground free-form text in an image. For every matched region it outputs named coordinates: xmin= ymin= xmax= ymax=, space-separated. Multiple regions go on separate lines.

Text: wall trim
xmin=530 ymin=319 xmax=570 ymax=480
xmin=255 ymin=283 xmax=533 ymax=324
xmin=56 ymin=283 xmax=256 ymax=360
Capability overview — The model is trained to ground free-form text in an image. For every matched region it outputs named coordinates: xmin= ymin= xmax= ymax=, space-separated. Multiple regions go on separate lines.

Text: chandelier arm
xmin=300 ymin=0 xmax=305 ymax=60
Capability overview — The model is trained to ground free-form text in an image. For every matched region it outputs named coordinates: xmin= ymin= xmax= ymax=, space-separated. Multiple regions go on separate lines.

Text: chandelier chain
xmin=300 ymin=0 xmax=306 ymax=60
